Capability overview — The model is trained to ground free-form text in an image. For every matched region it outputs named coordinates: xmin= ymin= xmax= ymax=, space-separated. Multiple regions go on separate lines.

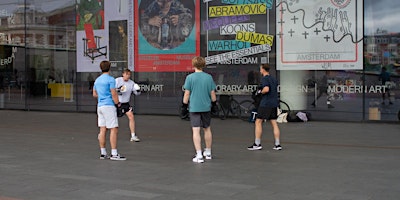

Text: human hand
xmin=181 ymin=103 xmax=189 ymax=119
xmin=170 ymin=15 xmax=179 ymax=26
xmin=211 ymin=101 xmax=219 ymax=115
xmin=149 ymin=16 xmax=162 ymax=27
xmin=339 ymin=11 xmax=352 ymax=35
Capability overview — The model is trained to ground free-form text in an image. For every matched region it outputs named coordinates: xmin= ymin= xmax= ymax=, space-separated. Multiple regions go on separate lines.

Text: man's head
xmin=259 ymin=64 xmax=270 ymax=75
xmin=100 ymin=60 xmax=111 ymax=72
xmin=192 ymin=56 xmax=206 ymax=70
xmin=156 ymin=0 xmax=173 ymax=13
xmin=122 ymin=68 xmax=132 ymax=81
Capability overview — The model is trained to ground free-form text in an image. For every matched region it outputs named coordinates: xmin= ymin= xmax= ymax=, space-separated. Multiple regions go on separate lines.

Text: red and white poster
xmin=276 ymin=0 xmax=363 ymax=70
xmin=76 ymin=0 xmax=134 ymax=72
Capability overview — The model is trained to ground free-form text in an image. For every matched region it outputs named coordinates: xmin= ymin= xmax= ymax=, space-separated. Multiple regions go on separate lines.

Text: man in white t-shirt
xmin=115 ymin=68 xmax=141 ymax=142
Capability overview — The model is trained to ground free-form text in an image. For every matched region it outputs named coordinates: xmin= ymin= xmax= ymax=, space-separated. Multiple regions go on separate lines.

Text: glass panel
xmin=0 ymin=1 xmax=26 ymax=109
xmin=364 ymin=0 xmax=400 ymax=121
xmin=304 ymin=70 xmax=364 ymax=121
xmin=25 ymin=0 xmax=76 ymax=111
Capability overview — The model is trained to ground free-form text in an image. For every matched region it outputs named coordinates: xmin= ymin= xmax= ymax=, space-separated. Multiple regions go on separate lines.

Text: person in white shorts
xmin=115 ymin=68 xmax=141 ymax=142
xmin=93 ymin=60 xmax=126 ymax=161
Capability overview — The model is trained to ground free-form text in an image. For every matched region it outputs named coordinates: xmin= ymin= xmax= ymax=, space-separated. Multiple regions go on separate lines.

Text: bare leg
xmin=126 ymin=111 xmax=135 ymax=134
xmin=109 ymin=127 xmax=118 ymax=150
xmin=255 ymin=118 xmax=263 ymax=140
xmin=98 ymin=127 xmax=107 ymax=148
xmin=203 ymin=127 xmax=212 ymax=149
xmin=270 ymin=119 xmax=280 ymax=143
xmin=192 ymin=127 xmax=202 ymax=151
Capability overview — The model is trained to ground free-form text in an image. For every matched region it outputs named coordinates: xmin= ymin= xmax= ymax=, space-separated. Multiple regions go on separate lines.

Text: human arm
xmin=183 ymin=90 xmax=190 ymax=104
xmin=260 ymin=85 xmax=270 ymax=94
xmin=211 ymin=90 xmax=216 ymax=102
xmin=93 ymin=88 xmax=98 ymax=98
xmin=111 ymin=88 xmax=120 ymax=105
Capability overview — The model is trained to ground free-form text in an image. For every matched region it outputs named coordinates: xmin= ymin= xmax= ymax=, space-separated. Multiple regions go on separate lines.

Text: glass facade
xmin=0 ymin=0 xmax=399 ymax=122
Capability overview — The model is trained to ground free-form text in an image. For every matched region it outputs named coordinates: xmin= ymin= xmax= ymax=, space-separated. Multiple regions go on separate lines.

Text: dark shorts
xmin=256 ymin=107 xmax=278 ymax=120
xmin=190 ymin=112 xmax=211 ymax=128
xmin=117 ymin=103 xmax=133 ymax=117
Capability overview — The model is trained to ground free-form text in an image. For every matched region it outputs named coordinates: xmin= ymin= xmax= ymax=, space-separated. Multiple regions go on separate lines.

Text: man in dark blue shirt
xmin=248 ymin=64 xmax=282 ymax=151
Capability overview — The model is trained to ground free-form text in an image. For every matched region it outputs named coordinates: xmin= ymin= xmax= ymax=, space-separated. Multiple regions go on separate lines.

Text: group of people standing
xmin=92 ymin=57 xmax=282 ymax=163
xmin=182 ymin=57 xmax=282 ymax=163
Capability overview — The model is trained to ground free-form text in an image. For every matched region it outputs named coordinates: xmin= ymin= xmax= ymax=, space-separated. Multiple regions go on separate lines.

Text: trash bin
xmin=369 ymin=107 xmax=381 ymax=120
xmin=368 ymin=101 xmax=381 ymax=120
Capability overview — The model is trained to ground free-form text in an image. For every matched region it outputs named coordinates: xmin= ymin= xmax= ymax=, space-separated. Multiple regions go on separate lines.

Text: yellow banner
xmin=209 ymin=4 xmax=267 ymax=17
xmin=235 ymin=31 xmax=274 ymax=46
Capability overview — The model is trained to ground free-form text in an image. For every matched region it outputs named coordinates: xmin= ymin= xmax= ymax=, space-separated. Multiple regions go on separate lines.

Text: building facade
xmin=0 ymin=0 xmax=399 ymax=122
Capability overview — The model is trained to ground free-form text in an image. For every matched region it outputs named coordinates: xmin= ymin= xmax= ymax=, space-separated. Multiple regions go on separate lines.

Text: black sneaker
xmin=247 ymin=143 xmax=262 ymax=150
xmin=99 ymin=154 xmax=109 ymax=160
xmin=273 ymin=145 xmax=283 ymax=150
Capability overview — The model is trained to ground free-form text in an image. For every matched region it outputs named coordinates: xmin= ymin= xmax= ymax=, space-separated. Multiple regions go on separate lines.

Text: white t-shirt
xmin=115 ymin=77 xmax=140 ymax=103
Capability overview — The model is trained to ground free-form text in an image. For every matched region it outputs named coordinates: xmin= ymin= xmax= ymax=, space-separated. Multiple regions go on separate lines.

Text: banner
xmin=276 ymin=0 xmax=363 ymax=70
xmin=135 ymin=0 xmax=200 ymax=72
xmin=76 ymin=0 xmax=134 ymax=72
xmin=204 ymin=0 xmax=274 ymax=66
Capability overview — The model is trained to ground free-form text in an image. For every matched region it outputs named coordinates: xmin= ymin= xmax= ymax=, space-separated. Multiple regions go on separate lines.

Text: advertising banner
xmin=204 ymin=0 xmax=274 ymax=66
xmin=76 ymin=0 xmax=134 ymax=72
xmin=276 ymin=0 xmax=363 ymax=70
xmin=135 ymin=0 xmax=200 ymax=72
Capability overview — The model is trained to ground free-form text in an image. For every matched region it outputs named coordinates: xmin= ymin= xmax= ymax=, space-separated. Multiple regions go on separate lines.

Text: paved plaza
xmin=0 ymin=110 xmax=399 ymax=200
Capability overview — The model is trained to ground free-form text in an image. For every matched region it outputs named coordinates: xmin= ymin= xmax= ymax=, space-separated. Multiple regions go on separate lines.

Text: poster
xmin=76 ymin=0 xmax=134 ymax=72
xmin=276 ymin=0 xmax=363 ymax=70
xmin=135 ymin=0 xmax=200 ymax=72
xmin=204 ymin=0 xmax=274 ymax=66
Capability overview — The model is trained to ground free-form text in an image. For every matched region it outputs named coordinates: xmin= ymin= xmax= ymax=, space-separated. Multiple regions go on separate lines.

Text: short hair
xmin=260 ymin=63 xmax=270 ymax=72
xmin=192 ymin=56 xmax=206 ymax=70
xmin=122 ymin=68 xmax=131 ymax=75
xmin=100 ymin=60 xmax=111 ymax=72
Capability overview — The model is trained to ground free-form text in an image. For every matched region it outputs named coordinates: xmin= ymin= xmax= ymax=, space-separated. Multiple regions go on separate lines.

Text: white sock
xmin=204 ymin=148 xmax=211 ymax=155
xmin=255 ymin=139 xmax=261 ymax=145
xmin=111 ymin=149 xmax=118 ymax=156
xmin=275 ymin=139 xmax=280 ymax=146
xmin=100 ymin=148 xmax=107 ymax=155
xmin=196 ymin=150 xmax=202 ymax=158
xmin=131 ymin=133 xmax=136 ymax=137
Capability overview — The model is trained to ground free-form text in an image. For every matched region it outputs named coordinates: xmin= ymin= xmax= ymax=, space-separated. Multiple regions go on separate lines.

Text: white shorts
xmin=97 ymin=106 xmax=118 ymax=129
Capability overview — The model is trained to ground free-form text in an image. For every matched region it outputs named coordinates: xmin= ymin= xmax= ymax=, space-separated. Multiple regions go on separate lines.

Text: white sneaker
xmin=192 ymin=156 xmax=204 ymax=163
xmin=203 ymin=152 xmax=212 ymax=160
xmin=130 ymin=136 xmax=140 ymax=142
xmin=110 ymin=154 xmax=127 ymax=161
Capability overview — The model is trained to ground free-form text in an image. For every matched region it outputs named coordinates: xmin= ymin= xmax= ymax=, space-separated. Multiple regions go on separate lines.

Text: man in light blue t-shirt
xmin=183 ymin=56 xmax=217 ymax=163
xmin=93 ymin=60 xmax=126 ymax=161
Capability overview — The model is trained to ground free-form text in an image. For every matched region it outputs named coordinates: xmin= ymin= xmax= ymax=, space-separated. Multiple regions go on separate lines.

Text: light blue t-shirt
xmin=94 ymin=74 xmax=116 ymax=107
xmin=183 ymin=72 xmax=216 ymax=112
